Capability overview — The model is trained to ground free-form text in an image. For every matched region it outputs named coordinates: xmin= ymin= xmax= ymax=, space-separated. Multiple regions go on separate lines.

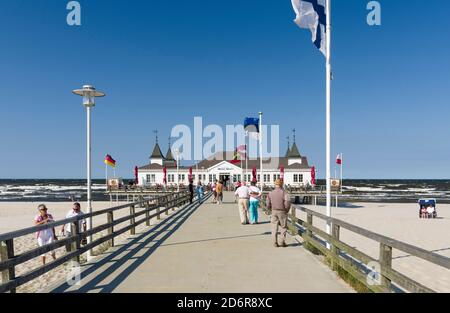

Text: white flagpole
xmin=259 ymin=112 xmax=263 ymax=189
xmin=325 ymin=0 xmax=332 ymax=241
xmin=105 ymin=163 xmax=108 ymax=191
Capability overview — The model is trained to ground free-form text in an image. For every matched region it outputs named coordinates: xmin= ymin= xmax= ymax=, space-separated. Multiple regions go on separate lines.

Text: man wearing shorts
xmin=34 ymin=204 xmax=57 ymax=265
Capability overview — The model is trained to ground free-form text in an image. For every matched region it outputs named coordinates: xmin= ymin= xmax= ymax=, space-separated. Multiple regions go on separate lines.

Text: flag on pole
xmin=237 ymin=145 xmax=247 ymax=158
xmin=336 ymin=153 xmax=342 ymax=165
xmin=291 ymin=0 xmax=327 ymax=57
xmin=244 ymin=117 xmax=260 ymax=140
xmin=104 ymin=155 xmax=116 ymax=168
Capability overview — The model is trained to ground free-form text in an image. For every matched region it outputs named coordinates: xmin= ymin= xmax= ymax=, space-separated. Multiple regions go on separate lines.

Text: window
xmin=294 ymin=174 xmax=303 ymax=183
xmin=257 ymin=174 xmax=260 ymax=182
xmin=237 ymin=174 xmax=241 ymax=182
xmin=192 ymin=174 xmax=195 ymax=181
xmin=209 ymin=174 xmax=212 ymax=182
xmin=151 ymin=174 xmax=156 ymax=183
xmin=146 ymin=174 xmax=151 ymax=183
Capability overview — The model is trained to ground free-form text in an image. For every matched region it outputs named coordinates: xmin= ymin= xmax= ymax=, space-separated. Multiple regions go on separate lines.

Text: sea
xmin=0 ymin=179 xmax=449 ymax=203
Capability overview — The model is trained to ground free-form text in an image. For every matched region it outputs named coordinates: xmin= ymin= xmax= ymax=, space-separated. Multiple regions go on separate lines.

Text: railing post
xmin=290 ymin=206 xmax=297 ymax=236
xmin=306 ymin=213 xmax=313 ymax=238
xmin=107 ymin=211 xmax=114 ymax=247
xmin=130 ymin=205 xmax=136 ymax=235
xmin=166 ymin=195 xmax=171 ymax=216
xmin=0 ymin=239 xmax=16 ymax=293
xmin=331 ymin=224 xmax=340 ymax=256
xmin=145 ymin=201 xmax=151 ymax=226
xmin=70 ymin=222 xmax=80 ymax=263
xmin=379 ymin=243 xmax=393 ymax=292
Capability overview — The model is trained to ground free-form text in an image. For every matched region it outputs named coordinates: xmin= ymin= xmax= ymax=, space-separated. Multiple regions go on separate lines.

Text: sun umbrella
xmin=163 ymin=166 xmax=167 ymax=185
xmin=311 ymin=166 xmax=316 ymax=186
xmin=188 ymin=167 xmax=193 ymax=182
xmin=134 ymin=166 xmax=138 ymax=184
xmin=252 ymin=167 xmax=257 ymax=182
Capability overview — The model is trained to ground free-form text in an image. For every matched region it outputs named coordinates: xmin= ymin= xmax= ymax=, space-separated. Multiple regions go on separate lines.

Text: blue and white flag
xmin=244 ymin=117 xmax=260 ymax=140
xmin=291 ymin=0 xmax=327 ymax=57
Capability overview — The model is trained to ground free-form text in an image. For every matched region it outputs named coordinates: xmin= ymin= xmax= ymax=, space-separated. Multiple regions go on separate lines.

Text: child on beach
xmin=34 ymin=204 xmax=57 ymax=265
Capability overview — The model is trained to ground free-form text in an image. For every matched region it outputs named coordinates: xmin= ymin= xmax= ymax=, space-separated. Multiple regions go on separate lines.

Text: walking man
xmin=248 ymin=180 xmax=261 ymax=224
xmin=61 ymin=202 xmax=87 ymax=252
xmin=234 ymin=183 xmax=249 ymax=225
xmin=266 ymin=179 xmax=291 ymax=247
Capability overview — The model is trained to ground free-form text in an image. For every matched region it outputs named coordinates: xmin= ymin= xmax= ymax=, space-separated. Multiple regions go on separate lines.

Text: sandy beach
xmin=1 ymin=200 xmax=450 ymax=293
xmin=0 ymin=200 xmax=156 ymax=293
xmin=297 ymin=202 xmax=450 ymax=292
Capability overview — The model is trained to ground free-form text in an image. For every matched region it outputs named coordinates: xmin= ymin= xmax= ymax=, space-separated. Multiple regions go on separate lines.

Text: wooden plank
xmin=130 ymin=205 xmax=136 ymax=235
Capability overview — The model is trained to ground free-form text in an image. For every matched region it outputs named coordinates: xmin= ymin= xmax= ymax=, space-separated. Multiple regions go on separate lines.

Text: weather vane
xmin=153 ymin=130 xmax=158 ymax=144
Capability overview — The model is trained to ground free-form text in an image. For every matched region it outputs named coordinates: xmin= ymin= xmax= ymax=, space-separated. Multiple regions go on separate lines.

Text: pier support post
xmin=379 ymin=243 xmax=393 ymax=292
xmin=0 ymin=239 xmax=16 ymax=293
xmin=130 ymin=205 xmax=136 ymax=235
xmin=107 ymin=211 xmax=114 ymax=247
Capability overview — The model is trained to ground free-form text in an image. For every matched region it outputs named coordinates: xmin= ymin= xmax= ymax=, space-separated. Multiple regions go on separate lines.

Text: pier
xmin=1 ymin=191 xmax=449 ymax=293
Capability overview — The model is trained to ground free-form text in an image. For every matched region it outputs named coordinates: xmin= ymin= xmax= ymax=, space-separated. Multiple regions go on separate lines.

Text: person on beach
xmin=196 ymin=181 xmax=204 ymax=203
xmin=188 ymin=180 xmax=194 ymax=204
xmin=61 ymin=202 xmax=87 ymax=252
xmin=266 ymin=179 xmax=291 ymax=248
xmin=248 ymin=181 xmax=262 ymax=224
xmin=216 ymin=180 xmax=224 ymax=204
xmin=34 ymin=204 xmax=57 ymax=265
xmin=234 ymin=184 xmax=249 ymax=224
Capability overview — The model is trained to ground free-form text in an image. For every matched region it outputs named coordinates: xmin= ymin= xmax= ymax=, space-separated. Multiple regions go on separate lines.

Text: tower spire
xmin=292 ymin=129 xmax=296 ymax=144
xmin=153 ymin=130 xmax=158 ymax=144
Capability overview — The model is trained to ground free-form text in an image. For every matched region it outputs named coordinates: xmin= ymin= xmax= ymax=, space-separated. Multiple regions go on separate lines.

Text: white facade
xmin=138 ymin=159 xmax=312 ymax=188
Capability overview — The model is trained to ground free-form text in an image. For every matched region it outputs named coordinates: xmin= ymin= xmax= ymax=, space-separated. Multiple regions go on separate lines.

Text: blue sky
xmin=0 ymin=0 xmax=449 ymax=179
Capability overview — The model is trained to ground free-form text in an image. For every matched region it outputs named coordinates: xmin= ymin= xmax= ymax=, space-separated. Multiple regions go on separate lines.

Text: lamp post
xmin=175 ymin=149 xmax=180 ymax=192
xmin=72 ymin=85 xmax=105 ymax=261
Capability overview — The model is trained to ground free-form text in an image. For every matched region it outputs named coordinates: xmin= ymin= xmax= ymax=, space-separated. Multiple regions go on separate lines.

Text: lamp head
xmin=72 ymin=85 xmax=106 ymax=108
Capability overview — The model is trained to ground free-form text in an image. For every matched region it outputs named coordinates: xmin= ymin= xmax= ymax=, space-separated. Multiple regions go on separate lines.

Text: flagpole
xmin=105 ymin=163 xmax=108 ymax=192
xmin=259 ymin=112 xmax=263 ymax=189
xmin=340 ymin=153 xmax=343 ymax=193
xmin=325 ymin=0 xmax=332 ymax=241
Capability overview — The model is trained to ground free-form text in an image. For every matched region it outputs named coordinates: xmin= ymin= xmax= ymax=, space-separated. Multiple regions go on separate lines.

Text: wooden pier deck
xmin=44 ymin=192 xmax=351 ymax=293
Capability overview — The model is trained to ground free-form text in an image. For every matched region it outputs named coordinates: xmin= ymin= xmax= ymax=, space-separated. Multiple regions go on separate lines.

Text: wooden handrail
xmin=260 ymin=192 xmax=449 ymax=293
xmin=0 ymin=190 xmax=197 ymax=293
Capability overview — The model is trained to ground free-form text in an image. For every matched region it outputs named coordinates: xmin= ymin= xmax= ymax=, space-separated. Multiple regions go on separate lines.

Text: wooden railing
xmin=0 ymin=191 xmax=195 ymax=293
xmin=260 ymin=194 xmax=450 ymax=293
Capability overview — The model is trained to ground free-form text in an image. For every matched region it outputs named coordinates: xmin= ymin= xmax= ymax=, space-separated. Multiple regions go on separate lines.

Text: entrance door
xmin=219 ymin=174 xmax=230 ymax=189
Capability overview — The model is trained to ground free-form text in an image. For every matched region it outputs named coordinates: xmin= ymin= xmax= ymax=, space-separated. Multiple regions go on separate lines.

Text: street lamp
xmin=72 ymin=85 xmax=105 ymax=260
xmin=174 ymin=149 xmax=180 ymax=192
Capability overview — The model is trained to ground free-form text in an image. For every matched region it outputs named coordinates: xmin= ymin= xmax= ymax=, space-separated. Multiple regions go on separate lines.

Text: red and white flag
xmin=237 ymin=145 xmax=247 ymax=158
xmin=336 ymin=154 xmax=342 ymax=165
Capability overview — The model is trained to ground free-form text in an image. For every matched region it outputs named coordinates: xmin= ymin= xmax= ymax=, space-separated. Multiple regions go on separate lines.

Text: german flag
xmin=104 ymin=155 xmax=116 ymax=168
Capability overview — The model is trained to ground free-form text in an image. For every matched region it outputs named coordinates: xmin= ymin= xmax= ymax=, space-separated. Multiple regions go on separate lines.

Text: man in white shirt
xmin=248 ymin=181 xmax=262 ymax=224
xmin=234 ymin=184 xmax=250 ymax=224
xmin=61 ymin=202 xmax=87 ymax=252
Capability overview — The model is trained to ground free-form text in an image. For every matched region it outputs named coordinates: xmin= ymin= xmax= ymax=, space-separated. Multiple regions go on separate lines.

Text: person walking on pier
xmin=188 ymin=180 xmax=194 ymax=204
xmin=266 ymin=179 xmax=291 ymax=248
xmin=34 ymin=204 xmax=57 ymax=265
xmin=234 ymin=183 xmax=249 ymax=224
xmin=61 ymin=202 xmax=87 ymax=252
xmin=216 ymin=180 xmax=224 ymax=204
xmin=196 ymin=181 xmax=204 ymax=203
xmin=248 ymin=181 xmax=261 ymax=224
